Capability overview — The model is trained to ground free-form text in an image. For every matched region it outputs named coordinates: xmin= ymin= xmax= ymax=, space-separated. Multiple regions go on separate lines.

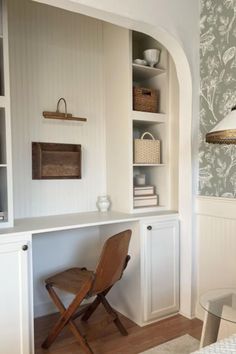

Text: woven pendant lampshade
xmin=206 ymin=106 xmax=236 ymax=144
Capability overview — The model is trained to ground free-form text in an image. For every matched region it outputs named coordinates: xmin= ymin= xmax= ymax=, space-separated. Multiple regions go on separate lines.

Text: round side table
xmin=200 ymin=288 xmax=236 ymax=348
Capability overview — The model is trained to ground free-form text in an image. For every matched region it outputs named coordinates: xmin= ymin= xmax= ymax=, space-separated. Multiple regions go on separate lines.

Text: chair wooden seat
xmin=42 ymin=229 xmax=132 ymax=354
xmin=45 ymin=267 xmax=94 ymax=295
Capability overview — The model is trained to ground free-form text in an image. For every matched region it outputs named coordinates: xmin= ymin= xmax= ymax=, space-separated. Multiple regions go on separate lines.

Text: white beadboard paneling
xmin=103 ymin=23 xmax=132 ymax=213
xmin=196 ymin=196 xmax=236 ymax=320
xmin=8 ymin=0 xmax=106 ymax=218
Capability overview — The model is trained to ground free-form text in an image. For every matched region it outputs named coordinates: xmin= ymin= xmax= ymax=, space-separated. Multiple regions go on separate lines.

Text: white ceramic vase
xmin=143 ymin=49 xmax=161 ymax=67
xmin=97 ymin=195 xmax=110 ymax=212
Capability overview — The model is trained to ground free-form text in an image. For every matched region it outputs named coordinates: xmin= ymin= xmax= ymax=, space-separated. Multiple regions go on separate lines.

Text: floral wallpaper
xmin=199 ymin=0 xmax=236 ymax=197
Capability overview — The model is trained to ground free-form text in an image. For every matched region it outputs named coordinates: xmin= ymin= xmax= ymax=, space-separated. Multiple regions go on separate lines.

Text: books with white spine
xmin=0 ymin=212 xmax=5 ymax=221
xmin=134 ymin=185 xmax=155 ymax=196
xmin=133 ymin=194 xmax=158 ymax=207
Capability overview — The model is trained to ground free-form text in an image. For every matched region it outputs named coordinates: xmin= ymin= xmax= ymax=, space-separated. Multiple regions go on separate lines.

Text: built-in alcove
xmin=0 ymin=3 xmax=195 ymax=352
xmin=8 ymin=0 xmax=179 ymax=219
xmin=7 ymin=0 xmax=180 ymax=306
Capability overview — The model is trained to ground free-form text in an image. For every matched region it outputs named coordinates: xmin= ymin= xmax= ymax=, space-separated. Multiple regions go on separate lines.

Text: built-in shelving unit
xmin=105 ymin=25 xmax=178 ymax=214
xmin=131 ymin=31 xmax=170 ymax=212
xmin=0 ymin=0 xmax=13 ymax=227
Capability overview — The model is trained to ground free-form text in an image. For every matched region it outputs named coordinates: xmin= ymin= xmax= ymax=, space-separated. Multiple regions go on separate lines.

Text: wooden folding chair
xmin=41 ymin=229 xmax=132 ymax=353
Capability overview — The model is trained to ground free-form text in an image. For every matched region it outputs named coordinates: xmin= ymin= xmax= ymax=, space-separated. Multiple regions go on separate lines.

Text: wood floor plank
xmin=35 ymin=306 xmax=202 ymax=354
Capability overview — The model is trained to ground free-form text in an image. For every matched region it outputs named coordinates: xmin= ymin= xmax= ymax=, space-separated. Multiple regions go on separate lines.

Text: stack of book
xmin=133 ymin=185 xmax=158 ymax=208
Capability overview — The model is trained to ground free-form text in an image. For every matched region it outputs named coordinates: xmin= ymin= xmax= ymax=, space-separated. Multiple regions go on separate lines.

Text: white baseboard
xmin=178 ymin=310 xmax=196 ymax=320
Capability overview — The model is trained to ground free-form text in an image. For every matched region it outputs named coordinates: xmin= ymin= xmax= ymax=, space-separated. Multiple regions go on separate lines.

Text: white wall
xmin=8 ymin=0 xmax=106 ymax=218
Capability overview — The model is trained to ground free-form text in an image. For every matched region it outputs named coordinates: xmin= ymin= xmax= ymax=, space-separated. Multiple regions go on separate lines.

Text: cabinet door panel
xmin=0 ymin=240 xmax=31 ymax=354
xmin=143 ymin=219 xmax=179 ymax=321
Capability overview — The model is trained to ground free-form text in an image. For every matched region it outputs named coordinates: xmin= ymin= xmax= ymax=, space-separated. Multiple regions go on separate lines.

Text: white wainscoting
xmin=196 ymin=196 xmax=236 ymax=320
xmin=8 ymin=0 xmax=106 ymax=218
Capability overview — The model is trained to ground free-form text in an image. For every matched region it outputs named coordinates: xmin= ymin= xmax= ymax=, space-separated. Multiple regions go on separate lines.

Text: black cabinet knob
xmin=147 ymin=226 xmax=152 ymax=230
xmin=22 ymin=245 xmax=28 ymax=251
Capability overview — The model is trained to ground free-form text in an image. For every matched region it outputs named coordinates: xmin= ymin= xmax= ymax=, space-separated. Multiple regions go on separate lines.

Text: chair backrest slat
xmin=91 ymin=229 xmax=131 ymax=295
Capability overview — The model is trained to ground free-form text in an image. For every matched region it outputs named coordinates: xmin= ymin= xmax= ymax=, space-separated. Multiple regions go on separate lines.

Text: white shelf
xmin=132 ymin=110 xmax=166 ymax=123
xmin=133 ymin=163 xmax=165 ymax=167
xmin=0 ymin=164 xmax=7 ymax=167
xmin=132 ymin=63 xmax=165 ymax=81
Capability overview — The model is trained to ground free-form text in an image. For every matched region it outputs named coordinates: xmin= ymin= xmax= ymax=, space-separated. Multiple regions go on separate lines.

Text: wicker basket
xmin=133 ymin=87 xmax=158 ymax=113
xmin=134 ymin=132 xmax=160 ymax=164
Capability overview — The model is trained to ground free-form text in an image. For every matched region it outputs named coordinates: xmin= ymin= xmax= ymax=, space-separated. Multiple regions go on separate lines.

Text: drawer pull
xmin=22 ymin=245 xmax=28 ymax=251
xmin=147 ymin=226 xmax=152 ymax=230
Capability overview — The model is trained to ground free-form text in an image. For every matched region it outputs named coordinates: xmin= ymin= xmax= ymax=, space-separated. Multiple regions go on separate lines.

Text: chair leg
xmin=99 ymin=294 xmax=128 ymax=336
xmin=81 ymin=296 xmax=101 ymax=322
xmin=42 ymin=280 xmax=93 ymax=354
xmin=81 ymin=287 xmax=112 ymax=322
xmin=82 ymin=256 xmax=130 ymax=323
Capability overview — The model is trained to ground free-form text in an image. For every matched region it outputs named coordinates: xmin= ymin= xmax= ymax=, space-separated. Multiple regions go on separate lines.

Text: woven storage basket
xmin=134 ymin=132 xmax=160 ymax=164
xmin=133 ymin=87 xmax=158 ymax=113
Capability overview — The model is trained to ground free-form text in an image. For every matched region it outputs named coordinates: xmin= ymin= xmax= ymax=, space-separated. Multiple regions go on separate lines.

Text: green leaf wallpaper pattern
xmin=199 ymin=0 xmax=236 ymax=197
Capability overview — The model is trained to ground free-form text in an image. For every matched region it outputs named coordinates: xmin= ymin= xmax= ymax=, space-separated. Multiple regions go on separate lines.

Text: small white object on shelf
xmin=133 ymin=59 xmax=147 ymax=66
xmin=134 ymin=173 xmax=146 ymax=186
xmin=143 ymin=48 xmax=161 ymax=67
xmin=96 ymin=195 xmax=111 ymax=212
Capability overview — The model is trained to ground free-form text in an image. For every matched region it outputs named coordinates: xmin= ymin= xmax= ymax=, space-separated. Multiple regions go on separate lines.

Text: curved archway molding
xmin=34 ymin=0 xmax=195 ymax=319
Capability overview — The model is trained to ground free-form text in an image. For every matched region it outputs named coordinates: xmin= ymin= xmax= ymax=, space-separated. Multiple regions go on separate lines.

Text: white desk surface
xmin=0 ymin=210 xmax=178 ymax=236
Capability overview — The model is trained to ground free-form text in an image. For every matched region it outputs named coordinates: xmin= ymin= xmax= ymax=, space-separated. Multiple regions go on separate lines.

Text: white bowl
xmin=143 ymin=49 xmax=161 ymax=67
xmin=133 ymin=59 xmax=147 ymax=66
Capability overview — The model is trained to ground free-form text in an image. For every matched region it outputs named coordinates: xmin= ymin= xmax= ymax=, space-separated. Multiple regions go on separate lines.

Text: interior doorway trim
xmin=33 ymin=0 xmax=194 ymax=319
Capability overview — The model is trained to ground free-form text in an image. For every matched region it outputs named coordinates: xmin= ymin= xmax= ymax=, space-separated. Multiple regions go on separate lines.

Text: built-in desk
xmin=0 ymin=210 xmax=179 ymax=354
xmin=0 ymin=210 xmax=177 ymax=235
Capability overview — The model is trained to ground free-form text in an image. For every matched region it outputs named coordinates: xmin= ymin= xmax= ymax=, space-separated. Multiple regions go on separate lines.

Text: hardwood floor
xmin=35 ymin=307 xmax=202 ymax=354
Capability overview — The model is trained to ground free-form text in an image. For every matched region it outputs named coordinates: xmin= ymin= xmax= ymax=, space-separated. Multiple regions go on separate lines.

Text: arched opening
xmin=33 ymin=0 xmax=194 ymax=319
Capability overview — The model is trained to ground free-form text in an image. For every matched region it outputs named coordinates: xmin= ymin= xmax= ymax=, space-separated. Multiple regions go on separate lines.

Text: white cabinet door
xmin=142 ymin=218 xmax=179 ymax=322
xmin=0 ymin=235 xmax=32 ymax=354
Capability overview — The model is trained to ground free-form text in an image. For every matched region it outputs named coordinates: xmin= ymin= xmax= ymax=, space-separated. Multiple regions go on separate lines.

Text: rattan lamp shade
xmin=206 ymin=106 xmax=236 ymax=144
